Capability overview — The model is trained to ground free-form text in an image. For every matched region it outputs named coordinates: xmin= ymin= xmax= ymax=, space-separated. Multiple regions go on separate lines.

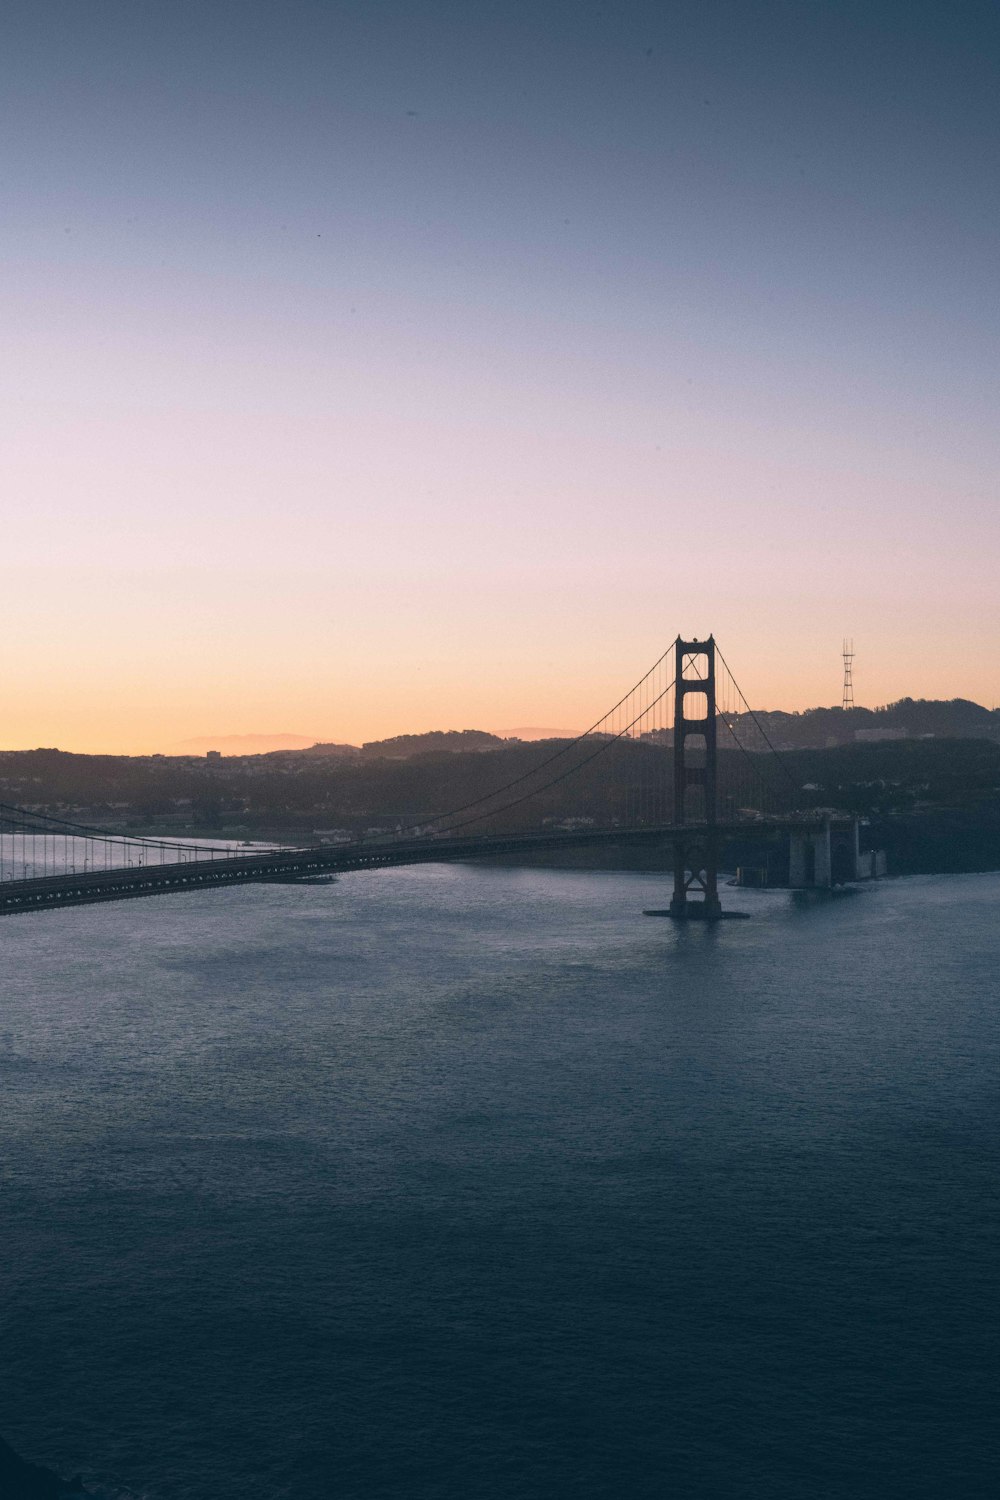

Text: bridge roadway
xmin=0 ymin=818 xmax=838 ymax=916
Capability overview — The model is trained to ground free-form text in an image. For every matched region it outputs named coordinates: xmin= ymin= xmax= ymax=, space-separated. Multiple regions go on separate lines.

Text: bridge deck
xmin=0 ymin=818 xmax=843 ymax=915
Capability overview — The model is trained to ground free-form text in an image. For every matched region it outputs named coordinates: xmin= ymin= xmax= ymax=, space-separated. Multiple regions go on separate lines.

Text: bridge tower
xmin=669 ymin=636 xmax=722 ymax=919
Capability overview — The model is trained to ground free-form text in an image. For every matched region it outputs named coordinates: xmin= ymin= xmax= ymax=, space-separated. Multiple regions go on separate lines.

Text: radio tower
xmin=842 ymin=639 xmax=855 ymax=710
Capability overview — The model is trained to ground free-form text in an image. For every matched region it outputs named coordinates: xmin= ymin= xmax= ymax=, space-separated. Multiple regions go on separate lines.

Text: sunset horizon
xmin=5 ymin=2 xmax=997 ymax=758
xmin=4 ymin=635 xmax=995 ymax=758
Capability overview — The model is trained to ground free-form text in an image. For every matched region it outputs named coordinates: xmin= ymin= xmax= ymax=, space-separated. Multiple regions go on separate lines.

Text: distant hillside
xmin=298 ymin=742 xmax=361 ymax=758
xmin=728 ymin=697 xmax=1000 ymax=751
xmin=158 ymin=700 xmax=999 ymax=764
xmin=2 ymin=730 xmax=998 ymax=873
xmin=501 ymin=726 xmax=583 ymax=741
xmin=361 ymin=729 xmax=505 ymax=759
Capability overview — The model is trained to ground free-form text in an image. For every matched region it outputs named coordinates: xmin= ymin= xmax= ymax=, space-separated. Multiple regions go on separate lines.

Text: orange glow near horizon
xmin=3 ymin=7 xmax=998 ymax=755
xmin=3 ymin=560 xmax=996 ymax=756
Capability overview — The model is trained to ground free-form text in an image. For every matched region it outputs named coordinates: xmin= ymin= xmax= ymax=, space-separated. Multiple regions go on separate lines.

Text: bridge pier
xmin=669 ymin=832 xmax=723 ymax=919
xmin=788 ymin=821 xmax=833 ymax=888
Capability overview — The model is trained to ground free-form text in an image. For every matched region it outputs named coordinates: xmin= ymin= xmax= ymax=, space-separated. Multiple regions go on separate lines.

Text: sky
xmin=3 ymin=0 xmax=998 ymax=751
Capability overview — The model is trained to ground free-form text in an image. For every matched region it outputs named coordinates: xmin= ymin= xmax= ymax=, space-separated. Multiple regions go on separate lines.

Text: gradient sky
xmin=3 ymin=1 xmax=998 ymax=751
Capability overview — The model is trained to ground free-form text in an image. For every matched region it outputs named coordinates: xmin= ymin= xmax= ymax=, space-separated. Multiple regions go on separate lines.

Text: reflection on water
xmin=1 ymin=867 xmax=998 ymax=1499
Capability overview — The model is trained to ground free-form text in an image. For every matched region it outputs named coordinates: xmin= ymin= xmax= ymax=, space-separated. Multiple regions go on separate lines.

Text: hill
xmin=2 ymin=729 xmax=998 ymax=874
xmin=360 ymin=729 xmax=505 ymax=758
xmin=736 ymin=697 xmax=1000 ymax=750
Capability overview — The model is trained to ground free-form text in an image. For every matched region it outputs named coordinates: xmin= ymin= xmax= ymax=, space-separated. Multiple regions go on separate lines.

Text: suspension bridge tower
xmin=669 ymin=636 xmax=722 ymax=919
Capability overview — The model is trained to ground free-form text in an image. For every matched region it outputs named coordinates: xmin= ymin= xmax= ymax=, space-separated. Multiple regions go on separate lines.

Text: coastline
xmin=0 ymin=1434 xmax=87 ymax=1499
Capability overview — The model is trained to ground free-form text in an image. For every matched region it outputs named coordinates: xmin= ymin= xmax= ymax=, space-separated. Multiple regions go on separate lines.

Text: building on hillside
xmin=854 ymin=727 xmax=908 ymax=743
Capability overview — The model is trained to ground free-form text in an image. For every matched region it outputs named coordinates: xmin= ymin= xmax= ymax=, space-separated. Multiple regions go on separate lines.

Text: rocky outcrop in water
xmin=0 ymin=1434 xmax=89 ymax=1498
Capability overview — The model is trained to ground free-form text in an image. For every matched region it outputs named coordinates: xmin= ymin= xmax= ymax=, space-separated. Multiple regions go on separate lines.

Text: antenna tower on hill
xmin=842 ymin=639 xmax=855 ymax=710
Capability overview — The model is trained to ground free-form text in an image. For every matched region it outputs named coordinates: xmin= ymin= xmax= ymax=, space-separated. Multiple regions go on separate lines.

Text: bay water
xmin=2 ymin=867 xmax=997 ymax=1498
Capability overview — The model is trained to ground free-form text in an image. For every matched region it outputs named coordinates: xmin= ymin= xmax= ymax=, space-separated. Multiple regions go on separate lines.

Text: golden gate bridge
xmin=0 ymin=638 xmax=857 ymax=918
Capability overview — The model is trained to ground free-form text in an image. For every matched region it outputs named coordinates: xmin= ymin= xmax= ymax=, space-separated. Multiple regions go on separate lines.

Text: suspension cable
xmin=356 ymin=641 xmax=679 ymax=842
xmin=713 ymin=645 xmax=801 ymax=794
xmin=432 ymin=676 xmax=676 ymax=838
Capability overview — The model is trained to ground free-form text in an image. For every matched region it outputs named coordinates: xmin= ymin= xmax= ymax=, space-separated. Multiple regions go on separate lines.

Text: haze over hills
xmin=169 ymin=728 xmax=585 ymax=757
xmin=169 ymin=734 xmax=323 ymax=755
xmin=501 ymin=727 xmax=583 ymax=741
xmin=166 ymin=728 xmax=586 ymax=756
xmin=164 ymin=699 xmax=1000 ymax=763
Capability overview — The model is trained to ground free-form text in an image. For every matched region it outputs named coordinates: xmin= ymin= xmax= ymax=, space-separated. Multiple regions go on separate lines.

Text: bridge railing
xmin=0 ymin=804 xmax=296 ymax=885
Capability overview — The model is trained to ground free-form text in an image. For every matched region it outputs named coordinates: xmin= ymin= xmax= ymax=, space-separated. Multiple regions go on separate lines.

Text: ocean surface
xmin=1 ymin=866 xmax=998 ymax=1499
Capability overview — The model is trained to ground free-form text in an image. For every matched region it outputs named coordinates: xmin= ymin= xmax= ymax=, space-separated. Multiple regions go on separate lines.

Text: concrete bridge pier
xmin=669 ymin=831 xmax=723 ymax=920
xmin=788 ymin=821 xmax=833 ymax=888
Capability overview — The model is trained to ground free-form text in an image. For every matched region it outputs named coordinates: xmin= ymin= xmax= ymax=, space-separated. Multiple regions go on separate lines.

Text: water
xmin=1 ymin=867 xmax=997 ymax=1499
